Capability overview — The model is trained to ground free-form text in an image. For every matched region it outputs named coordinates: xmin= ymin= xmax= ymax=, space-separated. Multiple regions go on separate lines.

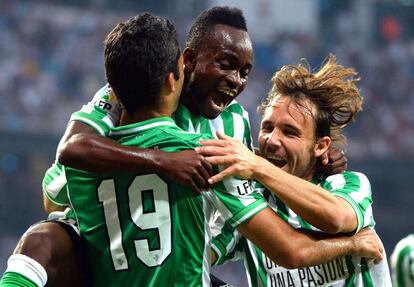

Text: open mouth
xmin=211 ymin=89 xmax=236 ymax=110
xmin=266 ymin=155 xmax=287 ymax=168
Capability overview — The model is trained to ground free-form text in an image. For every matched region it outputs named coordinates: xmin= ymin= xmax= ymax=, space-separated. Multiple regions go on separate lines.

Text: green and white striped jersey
xmin=212 ymin=171 xmax=392 ymax=287
xmin=391 ymin=234 xmax=414 ymax=287
xmin=64 ymin=117 xmax=267 ymax=287
xmin=43 ymin=84 xmax=253 ymax=204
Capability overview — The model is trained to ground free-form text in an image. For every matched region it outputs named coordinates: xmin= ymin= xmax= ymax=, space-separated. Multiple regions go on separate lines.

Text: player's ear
xmin=183 ymin=47 xmax=196 ymax=72
xmin=164 ymin=72 xmax=175 ymax=93
xmin=313 ymin=136 xmax=331 ymax=158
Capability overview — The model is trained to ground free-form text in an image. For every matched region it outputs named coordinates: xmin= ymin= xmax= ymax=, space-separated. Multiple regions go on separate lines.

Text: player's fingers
xmin=373 ymin=250 xmax=384 ymax=264
xmin=199 ymin=139 xmax=227 ymax=147
xmin=320 ymin=153 xmax=329 ymax=166
xmin=189 ymin=179 xmax=202 ymax=195
xmin=191 ymin=172 xmax=207 ymax=193
xmin=328 ymin=149 xmax=343 ymax=161
xmin=204 ymin=155 xmax=235 ymax=166
xmin=327 ymin=157 xmax=348 ymax=170
xmin=200 ymin=157 xmax=213 ymax=177
xmin=208 ymin=167 xmax=233 ymax=184
xmin=216 ymin=131 xmax=233 ymax=141
xmin=197 ymin=161 xmax=212 ymax=184
xmin=195 ymin=146 xmax=228 ymax=156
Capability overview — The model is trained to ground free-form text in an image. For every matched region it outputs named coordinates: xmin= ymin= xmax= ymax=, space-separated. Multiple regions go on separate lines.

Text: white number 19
xmin=97 ymin=174 xmax=171 ymax=270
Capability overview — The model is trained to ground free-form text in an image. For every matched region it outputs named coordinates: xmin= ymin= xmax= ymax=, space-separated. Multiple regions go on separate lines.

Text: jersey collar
xmin=109 ymin=117 xmax=177 ymax=137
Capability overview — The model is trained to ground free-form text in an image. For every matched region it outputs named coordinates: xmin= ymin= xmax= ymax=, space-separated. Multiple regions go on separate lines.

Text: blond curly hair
xmin=260 ymin=54 xmax=363 ymax=149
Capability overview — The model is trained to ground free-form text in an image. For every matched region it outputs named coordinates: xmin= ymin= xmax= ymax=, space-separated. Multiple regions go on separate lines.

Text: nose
xmin=266 ymin=130 xmax=282 ymax=149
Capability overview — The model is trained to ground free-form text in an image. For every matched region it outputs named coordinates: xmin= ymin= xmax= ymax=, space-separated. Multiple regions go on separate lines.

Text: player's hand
xmin=159 ymin=150 xmax=212 ymax=194
xmin=196 ymin=131 xmax=262 ymax=184
xmin=351 ymin=228 xmax=384 ymax=264
xmin=320 ymin=147 xmax=347 ymax=175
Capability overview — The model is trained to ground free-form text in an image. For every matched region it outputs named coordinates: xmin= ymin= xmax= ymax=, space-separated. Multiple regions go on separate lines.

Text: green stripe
xmin=345 ymin=256 xmax=356 ymax=287
xmin=275 ymin=198 xmax=290 ymax=223
xmin=245 ymin=244 xmax=260 ymax=287
xmin=222 ymin=112 xmax=234 ymax=137
xmin=199 ymin=117 xmax=213 ymax=136
xmin=254 ymin=245 xmax=269 ymax=287
xmin=0 ymin=271 xmax=39 ymax=287
xmin=174 ymin=104 xmax=191 ymax=131
xmin=360 ymin=258 xmax=374 ymax=286
xmin=397 ymin=245 xmax=413 ymax=287
xmin=243 ymin=117 xmax=253 ymax=150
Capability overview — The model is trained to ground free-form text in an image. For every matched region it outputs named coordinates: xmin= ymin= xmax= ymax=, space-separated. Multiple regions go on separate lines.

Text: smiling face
xmin=183 ymin=24 xmax=253 ymax=119
xmin=258 ymin=96 xmax=331 ymax=180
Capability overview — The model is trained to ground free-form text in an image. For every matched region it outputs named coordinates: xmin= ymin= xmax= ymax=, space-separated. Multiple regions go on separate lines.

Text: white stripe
xmin=222 ymin=179 xmax=256 ymax=208
xmin=204 ymin=191 xmax=234 ymax=223
xmin=211 ymin=244 xmax=222 ymax=264
xmin=232 ymin=112 xmax=245 ymax=142
xmin=44 ymin=167 xmax=67 ymax=199
xmin=80 ymin=104 xmax=93 ymax=114
xmin=209 ymin=115 xmax=224 ymax=138
xmin=326 ymin=173 xmax=346 ymax=190
xmin=348 ymin=172 xmax=370 ymax=203
xmin=71 ymin=117 xmax=105 ymax=136
xmin=110 ymin=121 xmax=175 ymax=136
xmin=231 ymin=202 xmax=268 ymax=227
xmin=102 ymin=115 xmax=115 ymax=128
xmin=202 ymin=197 xmax=213 ymax=286
xmin=187 ymin=118 xmax=196 ymax=133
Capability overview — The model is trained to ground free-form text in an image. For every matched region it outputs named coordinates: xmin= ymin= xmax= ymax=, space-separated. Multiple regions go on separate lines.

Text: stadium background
xmin=1 ymin=0 xmax=413 ymax=285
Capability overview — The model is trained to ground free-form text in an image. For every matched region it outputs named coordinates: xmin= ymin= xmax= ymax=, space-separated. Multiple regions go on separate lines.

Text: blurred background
xmin=1 ymin=0 xmax=413 ymax=285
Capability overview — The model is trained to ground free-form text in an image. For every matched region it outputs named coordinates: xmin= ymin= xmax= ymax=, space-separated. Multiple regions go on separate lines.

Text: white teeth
xmin=217 ymin=89 xmax=236 ymax=97
xmin=267 ymin=155 xmax=284 ymax=161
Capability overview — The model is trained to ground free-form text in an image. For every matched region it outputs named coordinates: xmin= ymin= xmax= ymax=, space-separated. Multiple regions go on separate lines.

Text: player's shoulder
xmin=119 ymin=123 xmax=212 ymax=152
xmin=391 ymin=234 xmax=414 ymax=266
xmin=157 ymin=126 xmax=212 ymax=149
xmin=324 ymin=170 xmax=370 ymax=185
xmin=224 ymin=100 xmax=248 ymax=117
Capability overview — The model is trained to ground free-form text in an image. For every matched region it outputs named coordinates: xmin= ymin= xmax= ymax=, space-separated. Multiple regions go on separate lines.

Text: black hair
xmin=104 ymin=13 xmax=180 ymax=114
xmin=185 ymin=6 xmax=247 ymax=51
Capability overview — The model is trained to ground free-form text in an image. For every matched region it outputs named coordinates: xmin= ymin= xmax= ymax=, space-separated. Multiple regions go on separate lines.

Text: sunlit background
xmin=1 ymin=0 xmax=413 ymax=285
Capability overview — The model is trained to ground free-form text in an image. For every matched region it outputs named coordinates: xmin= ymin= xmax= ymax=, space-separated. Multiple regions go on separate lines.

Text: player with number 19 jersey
xmin=64 ymin=116 xmax=267 ymax=287
xmin=43 ymin=84 xmax=254 ymax=206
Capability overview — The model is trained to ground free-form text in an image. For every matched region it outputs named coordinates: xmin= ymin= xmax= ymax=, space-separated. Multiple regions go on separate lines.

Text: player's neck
xmin=120 ymin=108 xmax=173 ymax=126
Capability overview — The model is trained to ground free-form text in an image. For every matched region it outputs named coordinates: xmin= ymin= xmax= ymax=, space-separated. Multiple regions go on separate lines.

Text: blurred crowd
xmin=1 ymin=1 xmax=414 ymax=159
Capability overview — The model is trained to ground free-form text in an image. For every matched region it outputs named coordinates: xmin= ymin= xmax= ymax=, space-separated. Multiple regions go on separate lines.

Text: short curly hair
xmin=260 ymin=54 xmax=363 ymax=148
xmin=104 ymin=13 xmax=180 ymax=114
xmin=185 ymin=6 xmax=247 ymax=51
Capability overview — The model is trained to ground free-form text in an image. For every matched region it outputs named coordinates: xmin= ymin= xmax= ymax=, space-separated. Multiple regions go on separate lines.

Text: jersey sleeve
xmin=42 ymin=161 xmax=69 ymax=206
xmin=69 ymin=84 xmax=121 ymax=136
xmin=204 ymin=175 xmax=268 ymax=229
xmin=211 ymin=221 xmax=246 ymax=266
xmin=323 ymin=171 xmax=374 ymax=232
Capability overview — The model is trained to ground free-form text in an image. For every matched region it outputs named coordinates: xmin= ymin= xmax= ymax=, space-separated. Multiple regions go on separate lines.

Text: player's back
xmin=66 ymin=117 xmax=213 ymax=287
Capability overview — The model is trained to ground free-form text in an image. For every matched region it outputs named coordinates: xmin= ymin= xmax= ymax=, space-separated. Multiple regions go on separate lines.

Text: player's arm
xmin=197 ymin=132 xmax=357 ymax=233
xmin=206 ymin=174 xmax=383 ymax=269
xmin=236 ymin=207 xmax=382 ymax=269
xmin=57 ymin=121 xmax=212 ymax=194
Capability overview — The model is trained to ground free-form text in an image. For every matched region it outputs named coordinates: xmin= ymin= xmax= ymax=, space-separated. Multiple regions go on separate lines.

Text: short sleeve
xmin=42 ymin=161 xmax=69 ymax=206
xmin=211 ymin=222 xmax=246 ymax=265
xmin=323 ymin=171 xmax=374 ymax=232
xmin=204 ymin=175 xmax=268 ymax=228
